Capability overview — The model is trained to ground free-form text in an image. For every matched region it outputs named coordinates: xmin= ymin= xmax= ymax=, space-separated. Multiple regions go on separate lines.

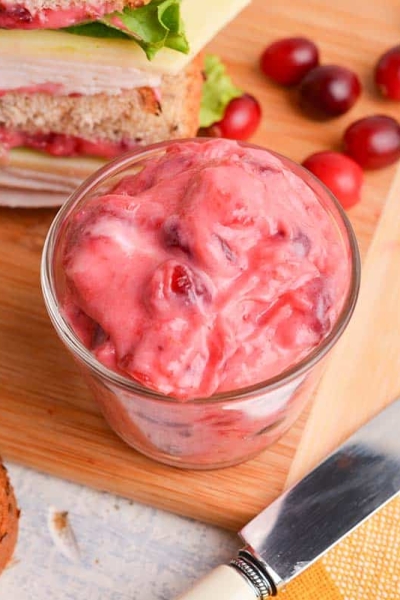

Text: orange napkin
xmin=281 ymin=495 xmax=400 ymax=599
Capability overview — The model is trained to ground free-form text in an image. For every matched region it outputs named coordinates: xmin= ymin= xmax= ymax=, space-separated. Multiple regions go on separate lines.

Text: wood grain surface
xmin=286 ymin=166 xmax=400 ymax=487
xmin=1 ymin=0 xmax=400 ymax=530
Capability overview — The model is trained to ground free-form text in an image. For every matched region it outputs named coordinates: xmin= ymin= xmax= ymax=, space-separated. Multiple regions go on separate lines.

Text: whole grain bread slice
xmin=0 ymin=460 xmax=18 ymax=575
xmin=0 ymin=54 xmax=203 ymax=146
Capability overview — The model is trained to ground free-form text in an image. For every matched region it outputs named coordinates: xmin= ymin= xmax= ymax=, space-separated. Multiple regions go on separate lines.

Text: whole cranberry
xmin=299 ymin=65 xmax=361 ymax=118
xmin=343 ymin=115 xmax=400 ymax=169
xmin=302 ymin=151 xmax=363 ymax=209
xmin=201 ymin=94 xmax=261 ymax=141
xmin=375 ymin=45 xmax=400 ymax=100
xmin=0 ymin=5 xmax=33 ymax=26
xmin=260 ymin=37 xmax=319 ymax=86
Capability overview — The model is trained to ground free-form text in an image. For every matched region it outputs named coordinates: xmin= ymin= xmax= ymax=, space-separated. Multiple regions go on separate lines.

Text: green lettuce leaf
xmin=63 ymin=22 xmax=130 ymax=39
xmin=200 ymin=55 xmax=243 ymax=128
xmin=63 ymin=0 xmax=189 ymax=60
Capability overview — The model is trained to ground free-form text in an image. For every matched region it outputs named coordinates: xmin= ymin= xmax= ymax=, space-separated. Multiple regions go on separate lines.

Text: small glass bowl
xmin=41 ymin=139 xmax=360 ymax=470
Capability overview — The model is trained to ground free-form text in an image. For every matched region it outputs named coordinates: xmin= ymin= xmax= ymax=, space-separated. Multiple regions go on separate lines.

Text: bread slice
xmin=0 ymin=461 xmax=18 ymax=575
xmin=0 ymin=53 xmax=203 ymax=147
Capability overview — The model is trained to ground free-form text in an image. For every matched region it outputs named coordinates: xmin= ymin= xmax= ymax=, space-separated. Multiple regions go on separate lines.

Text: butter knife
xmin=176 ymin=398 xmax=400 ymax=599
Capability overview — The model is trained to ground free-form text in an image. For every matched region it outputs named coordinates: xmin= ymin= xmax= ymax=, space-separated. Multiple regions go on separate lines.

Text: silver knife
xmin=176 ymin=398 xmax=400 ymax=599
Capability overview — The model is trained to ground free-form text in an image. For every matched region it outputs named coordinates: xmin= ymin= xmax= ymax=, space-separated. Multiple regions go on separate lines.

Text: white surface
xmin=0 ymin=463 xmax=239 ymax=600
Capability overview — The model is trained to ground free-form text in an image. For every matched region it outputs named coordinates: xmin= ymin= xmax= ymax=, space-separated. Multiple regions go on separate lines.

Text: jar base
xmin=111 ymin=415 xmax=302 ymax=470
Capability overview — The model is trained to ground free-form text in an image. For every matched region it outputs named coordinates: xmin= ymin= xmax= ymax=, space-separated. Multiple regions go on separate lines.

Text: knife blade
xmin=176 ymin=398 xmax=400 ymax=599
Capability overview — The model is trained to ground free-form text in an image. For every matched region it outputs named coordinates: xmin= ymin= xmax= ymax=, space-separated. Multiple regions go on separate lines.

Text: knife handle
xmin=175 ymin=549 xmax=276 ymax=600
xmin=175 ymin=565 xmax=259 ymax=600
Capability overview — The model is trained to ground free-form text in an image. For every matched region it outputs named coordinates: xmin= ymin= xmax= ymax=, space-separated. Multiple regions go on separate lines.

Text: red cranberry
xmin=91 ymin=324 xmax=108 ymax=350
xmin=343 ymin=115 xmax=400 ymax=169
xmin=302 ymin=151 xmax=363 ymax=209
xmin=201 ymin=94 xmax=261 ymax=141
xmin=0 ymin=4 xmax=33 ymax=25
xmin=162 ymin=216 xmax=190 ymax=255
xmin=260 ymin=37 xmax=319 ymax=86
xmin=171 ymin=265 xmax=193 ymax=297
xmin=374 ymin=45 xmax=400 ymax=101
xmin=298 ymin=65 xmax=361 ymax=118
xmin=170 ymin=264 xmax=211 ymax=304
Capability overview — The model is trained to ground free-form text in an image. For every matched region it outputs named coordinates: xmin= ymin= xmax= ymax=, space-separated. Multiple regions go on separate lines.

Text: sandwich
xmin=0 ymin=0 xmax=250 ymax=206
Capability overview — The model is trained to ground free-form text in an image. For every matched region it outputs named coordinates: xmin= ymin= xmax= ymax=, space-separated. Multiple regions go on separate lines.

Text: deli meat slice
xmin=0 ymin=187 xmax=70 ymax=206
xmin=0 ymin=56 xmax=161 ymax=95
xmin=0 ymin=149 xmax=102 ymax=206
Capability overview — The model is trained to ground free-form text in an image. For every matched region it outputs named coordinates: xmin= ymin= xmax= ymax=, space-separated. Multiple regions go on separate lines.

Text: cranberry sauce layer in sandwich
xmin=0 ymin=0 xmax=151 ymax=30
xmin=0 ymin=0 xmax=250 ymax=206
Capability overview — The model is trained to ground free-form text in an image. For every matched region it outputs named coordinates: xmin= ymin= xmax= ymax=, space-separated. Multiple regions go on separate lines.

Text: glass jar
xmin=41 ymin=139 xmax=360 ymax=469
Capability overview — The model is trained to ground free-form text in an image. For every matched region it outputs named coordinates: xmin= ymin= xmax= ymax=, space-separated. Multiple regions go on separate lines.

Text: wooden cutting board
xmin=1 ymin=0 xmax=400 ymax=531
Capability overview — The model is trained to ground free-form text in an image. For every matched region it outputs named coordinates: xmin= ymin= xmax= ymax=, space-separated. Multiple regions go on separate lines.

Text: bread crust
xmin=0 ymin=461 xmax=18 ymax=575
xmin=0 ymin=54 xmax=203 ymax=147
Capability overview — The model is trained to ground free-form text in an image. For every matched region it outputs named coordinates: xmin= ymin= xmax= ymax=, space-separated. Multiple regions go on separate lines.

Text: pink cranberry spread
xmin=0 ymin=128 xmax=138 ymax=159
xmin=0 ymin=84 xmax=64 ymax=97
xmin=61 ymin=139 xmax=350 ymax=400
xmin=0 ymin=2 xmax=115 ymax=28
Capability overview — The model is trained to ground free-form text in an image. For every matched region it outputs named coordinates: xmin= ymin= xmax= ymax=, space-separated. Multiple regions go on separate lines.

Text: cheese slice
xmin=0 ymin=0 xmax=251 ymax=75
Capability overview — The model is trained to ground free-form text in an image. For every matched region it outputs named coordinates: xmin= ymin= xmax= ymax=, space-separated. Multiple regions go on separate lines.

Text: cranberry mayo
xmin=61 ymin=139 xmax=350 ymax=400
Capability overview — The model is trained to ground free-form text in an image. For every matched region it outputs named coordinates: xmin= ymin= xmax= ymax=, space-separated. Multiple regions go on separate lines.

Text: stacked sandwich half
xmin=0 ymin=0 xmax=250 ymax=206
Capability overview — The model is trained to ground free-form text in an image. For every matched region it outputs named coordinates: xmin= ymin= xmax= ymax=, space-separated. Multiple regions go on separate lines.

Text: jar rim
xmin=41 ymin=138 xmax=361 ymax=405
